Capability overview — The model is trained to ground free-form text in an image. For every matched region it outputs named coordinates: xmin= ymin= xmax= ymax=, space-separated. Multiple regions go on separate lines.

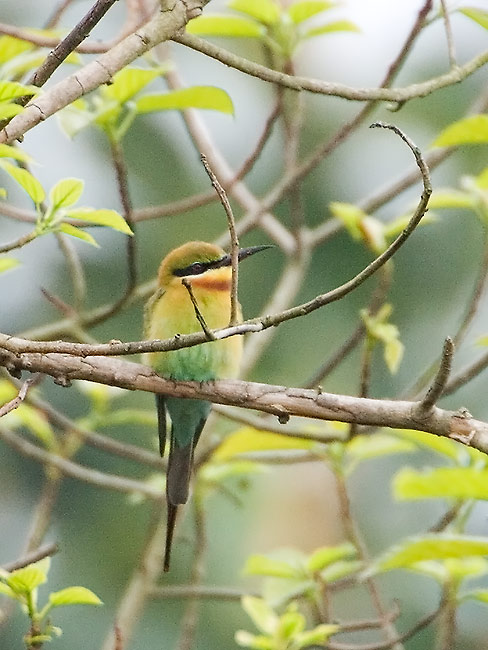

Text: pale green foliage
xmin=58 ymin=66 xmax=233 ymax=142
xmin=459 ymin=7 xmax=488 ymax=31
xmin=244 ymin=545 xmax=359 ymax=608
xmin=433 ymin=114 xmax=488 ymax=147
xmin=365 ymin=535 xmax=488 ymax=576
xmin=0 ymin=257 xmax=19 ymax=273
xmin=394 ymin=466 xmax=488 ymax=501
xmin=187 ymin=0 xmax=358 ymax=60
xmin=0 ymin=160 xmax=45 ymax=205
xmin=236 ymin=596 xmax=339 ymax=650
xmin=0 ymin=379 xmax=57 ymax=448
xmin=0 ymin=557 xmax=101 ymax=648
xmin=136 ymin=86 xmax=233 ymax=115
xmin=330 ymin=200 xmax=436 ymax=253
xmin=361 ymin=304 xmax=404 ymax=374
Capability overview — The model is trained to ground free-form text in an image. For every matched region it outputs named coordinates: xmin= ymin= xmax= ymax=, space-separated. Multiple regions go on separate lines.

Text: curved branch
xmin=0 ymin=120 xmax=431 ymax=359
xmin=174 ymin=32 xmax=488 ymax=104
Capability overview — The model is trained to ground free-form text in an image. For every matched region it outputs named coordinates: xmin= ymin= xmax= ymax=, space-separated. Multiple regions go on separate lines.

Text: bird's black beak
xmin=217 ymin=245 xmax=274 ymax=268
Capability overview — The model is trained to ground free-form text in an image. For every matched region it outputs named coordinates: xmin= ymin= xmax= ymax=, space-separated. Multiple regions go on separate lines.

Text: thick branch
xmin=1 ymin=350 xmax=487 ymax=455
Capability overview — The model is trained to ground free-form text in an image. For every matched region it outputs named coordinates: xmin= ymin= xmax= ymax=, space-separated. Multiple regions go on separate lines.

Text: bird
xmin=144 ymin=240 xmax=272 ymax=571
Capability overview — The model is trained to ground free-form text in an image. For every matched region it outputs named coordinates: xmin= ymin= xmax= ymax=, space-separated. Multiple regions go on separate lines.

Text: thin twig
xmin=0 ymin=120 xmax=432 ymax=358
xmin=200 ymin=153 xmax=240 ymax=325
xmin=0 ymin=427 xmax=163 ymax=499
xmin=2 ymin=543 xmax=59 ymax=572
xmin=24 ymin=476 xmax=62 ymax=553
xmin=334 ymin=471 xmax=404 ymax=650
xmin=0 ymin=376 xmax=38 ymax=418
xmin=29 ymin=0 xmax=119 ymax=88
xmin=443 ymin=350 xmax=488 ymax=396
xmin=418 ymin=337 xmax=454 ymax=413
xmin=439 ymin=0 xmax=457 ymax=68
xmin=328 ymin=604 xmax=441 ymax=650
xmin=150 ymin=585 xmax=250 ymax=600
xmin=182 ymin=279 xmax=215 ymax=340
xmin=55 ymin=232 xmax=87 ymax=313
xmin=173 ymin=33 xmax=487 ymax=103
xmin=0 ymin=230 xmax=37 ymax=254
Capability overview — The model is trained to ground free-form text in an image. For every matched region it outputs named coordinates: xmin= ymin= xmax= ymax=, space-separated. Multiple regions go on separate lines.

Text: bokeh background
xmin=1 ymin=0 xmax=488 ymax=648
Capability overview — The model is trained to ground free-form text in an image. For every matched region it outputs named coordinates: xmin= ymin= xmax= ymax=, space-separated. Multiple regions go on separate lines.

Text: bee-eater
xmin=144 ymin=241 xmax=271 ymax=571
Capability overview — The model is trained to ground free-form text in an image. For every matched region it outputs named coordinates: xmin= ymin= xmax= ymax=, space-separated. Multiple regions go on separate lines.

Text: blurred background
xmin=1 ymin=0 xmax=488 ymax=648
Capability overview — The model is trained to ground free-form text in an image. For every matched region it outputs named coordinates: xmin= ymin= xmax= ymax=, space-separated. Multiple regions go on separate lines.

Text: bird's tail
xmin=162 ymin=398 xmax=210 ymax=571
xmin=164 ymin=503 xmax=178 ymax=572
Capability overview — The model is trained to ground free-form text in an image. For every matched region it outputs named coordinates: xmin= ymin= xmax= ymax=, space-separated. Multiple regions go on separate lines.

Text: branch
xmin=0 ymin=0 xmax=207 ymax=144
xmin=28 ymin=0 xmax=119 ymax=88
xmin=174 ymin=32 xmax=488 ymax=104
xmin=200 ymin=153 xmax=240 ymax=326
xmin=1 ymin=352 xmax=487 ymax=454
xmin=2 ymin=543 xmax=59 ymax=572
xmin=418 ymin=337 xmax=454 ymax=413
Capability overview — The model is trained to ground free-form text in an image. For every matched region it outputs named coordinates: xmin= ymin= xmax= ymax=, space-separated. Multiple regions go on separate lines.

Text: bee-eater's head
xmin=158 ymin=241 xmax=273 ymax=289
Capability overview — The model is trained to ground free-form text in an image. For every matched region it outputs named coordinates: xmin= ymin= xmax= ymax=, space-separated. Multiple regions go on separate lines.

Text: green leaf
xmin=307 ymin=543 xmax=356 ymax=573
xmin=427 ymin=190 xmax=475 ymax=210
xmin=304 ymin=19 xmax=359 ymax=38
xmin=49 ymin=586 xmax=102 ymax=608
xmin=245 ymin=554 xmax=303 ymax=579
xmin=359 ymin=215 xmax=387 ymax=253
xmin=392 ymin=428 xmax=465 ymax=462
xmin=433 ymin=115 xmax=488 ymax=147
xmin=199 ymin=460 xmax=263 ymax=485
xmin=0 ymin=582 xmax=17 ymax=600
xmin=329 ymin=201 xmax=365 ymax=239
xmin=229 ymin=0 xmax=280 ymax=25
xmin=67 ymin=208 xmax=133 ymax=235
xmin=57 ymin=100 xmax=94 ymax=138
xmin=320 ymin=559 xmax=363 ymax=583
xmin=0 ymin=161 xmax=45 ymax=204
xmin=460 ymin=7 xmax=488 ymax=30
xmin=384 ymin=336 xmax=404 ymax=374
xmin=186 ymin=15 xmax=265 ymax=38
xmin=394 ymin=467 xmax=488 ymax=501
xmin=0 ymin=36 xmax=33 ymax=64
xmin=49 ymin=178 xmax=84 ymax=211
xmin=241 ymin=596 xmax=278 ymax=635
xmin=0 ymin=103 xmax=24 ymax=120
xmin=103 ymin=67 xmax=166 ymax=104
xmin=295 ymin=624 xmax=340 ymax=648
xmin=346 ymin=433 xmax=415 ymax=464
xmin=0 ymin=80 xmax=38 ymax=102
xmin=235 ymin=630 xmax=273 ymax=650
xmin=463 ymin=589 xmax=488 ymax=604
xmin=262 ymin=576 xmax=315 ymax=608
xmin=136 ymin=86 xmax=234 ymax=115
xmin=58 ymin=223 xmax=99 ymax=247
xmin=0 ymin=257 xmax=19 ymax=273
xmin=0 ymin=144 xmax=32 ymax=163
xmin=6 ymin=403 xmax=56 ymax=449
xmin=383 ymin=213 xmax=437 ymax=239
xmin=7 ymin=564 xmax=47 ymax=594
xmin=288 ymin=1 xmax=334 ymax=24
xmin=214 ymin=426 xmax=314 ymax=460
xmin=366 ymin=534 xmax=488 ymax=576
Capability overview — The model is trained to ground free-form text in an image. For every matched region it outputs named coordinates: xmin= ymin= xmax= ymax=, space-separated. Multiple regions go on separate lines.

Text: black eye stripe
xmin=173 ymin=257 xmax=226 ymax=277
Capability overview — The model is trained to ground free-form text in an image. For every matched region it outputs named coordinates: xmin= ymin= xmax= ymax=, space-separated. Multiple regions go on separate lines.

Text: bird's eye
xmin=190 ymin=262 xmax=205 ymax=275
